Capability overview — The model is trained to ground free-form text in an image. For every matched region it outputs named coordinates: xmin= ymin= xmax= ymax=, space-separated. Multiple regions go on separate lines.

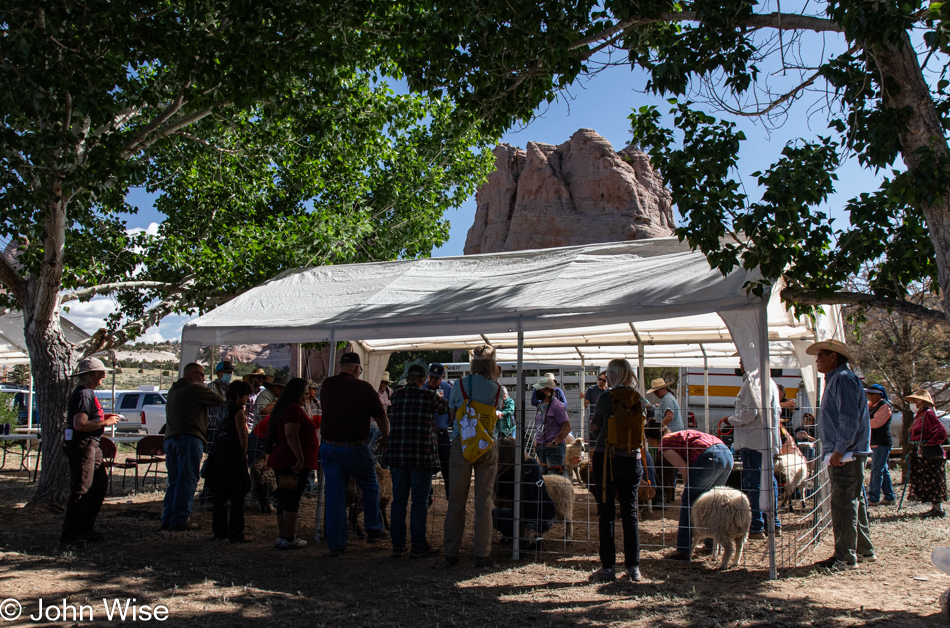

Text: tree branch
xmin=784 ymin=288 xmax=949 ymax=325
xmin=60 ymin=281 xmax=175 ymax=304
xmin=0 ymin=245 xmax=27 ymax=303
xmin=75 ymin=276 xmax=198 ymax=356
xmin=121 ymin=94 xmax=187 ymax=157
xmin=128 ymin=108 xmax=217 ymax=157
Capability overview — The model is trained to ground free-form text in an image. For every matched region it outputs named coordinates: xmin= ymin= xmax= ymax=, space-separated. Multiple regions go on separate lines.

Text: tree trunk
xmin=871 ymin=33 xmax=950 ymax=319
xmin=23 ymin=304 xmax=75 ymax=511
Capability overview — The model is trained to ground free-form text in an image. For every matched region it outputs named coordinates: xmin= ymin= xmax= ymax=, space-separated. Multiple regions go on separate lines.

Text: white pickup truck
xmin=99 ymin=387 xmax=168 ymax=435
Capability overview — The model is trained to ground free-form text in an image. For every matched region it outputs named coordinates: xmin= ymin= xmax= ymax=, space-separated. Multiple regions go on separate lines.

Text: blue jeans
xmin=162 ymin=435 xmax=205 ymax=527
xmin=867 ymin=446 xmax=895 ymax=503
xmin=321 ymin=443 xmax=382 ymax=552
xmin=739 ymin=448 xmax=780 ymax=533
xmin=537 ymin=443 xmax=566 ymax=472
xmin=677 ymin=444 xmax=734 ymax=554
xmin=389 ymin=467 xmax=433 ymax=550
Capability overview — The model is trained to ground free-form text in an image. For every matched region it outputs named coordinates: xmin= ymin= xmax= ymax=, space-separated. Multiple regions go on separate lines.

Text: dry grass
xmin=0 ymin=464 xmax=945 ymax=627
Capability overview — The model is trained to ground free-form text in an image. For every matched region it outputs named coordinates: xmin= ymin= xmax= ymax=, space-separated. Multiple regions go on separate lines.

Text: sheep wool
xmin=541 ymin=474 xmax=576 ymax=538
xmin=690 ymin=486 xmax=752 ymax=569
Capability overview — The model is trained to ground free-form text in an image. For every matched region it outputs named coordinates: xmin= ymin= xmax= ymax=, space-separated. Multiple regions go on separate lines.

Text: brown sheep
xmin=541 ymin=473 xmax=576 ymax=538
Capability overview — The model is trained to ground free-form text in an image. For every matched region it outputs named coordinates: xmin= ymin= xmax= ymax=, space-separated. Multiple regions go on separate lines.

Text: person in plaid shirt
xmin=383 ymin=364 xmax=449 ymax=558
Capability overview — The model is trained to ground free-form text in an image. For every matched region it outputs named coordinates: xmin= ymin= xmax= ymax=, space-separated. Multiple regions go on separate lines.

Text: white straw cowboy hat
xmin=380 ymin=371 xmax=393 ymax=384
xmin=805 ymin=339 xmax=853 ymax=362
xmin=906 ymin=389 xmax=935 ymax=406
xmin=646 ymin=377 xmax=674 ymax=395
xmin=70 ymin=357 xmax=112 ymax=377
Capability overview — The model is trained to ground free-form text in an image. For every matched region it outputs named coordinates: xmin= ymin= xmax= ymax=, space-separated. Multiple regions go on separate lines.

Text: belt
xmin=323 ymin=440 xmax=365 ymax=448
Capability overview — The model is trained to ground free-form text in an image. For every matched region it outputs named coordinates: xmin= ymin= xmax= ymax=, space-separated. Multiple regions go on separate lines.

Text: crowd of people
xmin=57 ymin=339 xmax=947 ymax=578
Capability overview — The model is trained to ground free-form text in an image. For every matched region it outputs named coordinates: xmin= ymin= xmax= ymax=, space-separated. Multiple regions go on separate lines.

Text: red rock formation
xmin=464 ymin=129 xmax=674 ymax=254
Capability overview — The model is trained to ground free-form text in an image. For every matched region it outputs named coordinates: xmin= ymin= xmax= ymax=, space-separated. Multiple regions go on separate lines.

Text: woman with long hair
xmin=206 ymin=380 xmax=253 ymax=543
xmin=906 ymin=389 xmax=948 ymax=518
xmin=444 ymin=345 xmax=503 ymax=568
xmin=589 ymin=358 xmax=644 ymax=582
xmin=266 ymin=377 xmax=319 ymax=549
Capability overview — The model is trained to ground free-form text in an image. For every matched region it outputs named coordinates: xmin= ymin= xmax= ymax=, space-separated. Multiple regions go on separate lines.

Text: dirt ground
xmin=0 ymin=461 xmax=946 ymax=627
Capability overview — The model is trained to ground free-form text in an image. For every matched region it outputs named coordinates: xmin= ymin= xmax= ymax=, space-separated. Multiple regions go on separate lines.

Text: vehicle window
xmin=144 ymin=394 xmax=165 ymax=405
xmin=119 ymin=394 xmax=140 ymax=410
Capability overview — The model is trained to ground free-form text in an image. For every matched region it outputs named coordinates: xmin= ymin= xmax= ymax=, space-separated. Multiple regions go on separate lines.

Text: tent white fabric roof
xmin=0 ymin=310 xmax=89 ymax=367
xmin=181 ymin=238 xmax=843 ymax=407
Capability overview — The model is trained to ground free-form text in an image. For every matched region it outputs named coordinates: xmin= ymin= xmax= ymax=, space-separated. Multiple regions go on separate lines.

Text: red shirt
xmin=659 ymin=430 xmax=724 ymax=467
xmin=267 ymin=404 xmax=319 ymax=470
xmin=319 ymin=372 xmax=384 ymax=443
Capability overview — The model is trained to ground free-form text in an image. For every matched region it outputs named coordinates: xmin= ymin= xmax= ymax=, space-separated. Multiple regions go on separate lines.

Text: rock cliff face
xmin=464 ymin=129 xmax=675 ymax=254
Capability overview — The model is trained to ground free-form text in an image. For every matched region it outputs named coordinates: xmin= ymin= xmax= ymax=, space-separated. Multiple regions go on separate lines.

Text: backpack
xmin=456 ymin=375 xmax=501 ymax=463
xmin=602 ymin=388 xmax=645 ymax=501
xmin=606 ymin=388 xmax=645 ymax=452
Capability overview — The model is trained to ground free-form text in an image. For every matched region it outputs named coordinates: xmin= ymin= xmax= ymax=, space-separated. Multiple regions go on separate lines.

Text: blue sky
xmin=68 ymin=55 xmax=880 ymax=342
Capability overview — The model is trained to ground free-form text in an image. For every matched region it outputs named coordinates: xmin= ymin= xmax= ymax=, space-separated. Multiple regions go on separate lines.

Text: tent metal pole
xmin=700 ymin=344 xmax=709 ymax=435
xmin=26 ymin=369 xmax=33 ymax=432
xmin=629 ymin=324 xmax=645 ymax=395
xmin=513 ymin=323 xmax=524 ymax=560
xmin=759 ymin=299 xmax=777 ymax=580
xmin=109 ymin=349 xmax=118 ymax=437
xmin=576 ymin=348 xmax=586 ymax=442
xmin=314 ymin=331 xmax=337 ymax=544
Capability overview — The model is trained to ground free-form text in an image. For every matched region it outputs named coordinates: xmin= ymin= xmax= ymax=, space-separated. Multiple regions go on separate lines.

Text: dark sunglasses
xmin=598 ymin=378 xmax=607 ymax=382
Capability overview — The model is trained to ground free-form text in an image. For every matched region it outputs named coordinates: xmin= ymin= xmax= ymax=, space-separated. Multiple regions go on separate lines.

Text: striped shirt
xmin=818 ymin=364 xmax=871 ymax=456
xmin=659 ymin=430 xmax=723 ymax=467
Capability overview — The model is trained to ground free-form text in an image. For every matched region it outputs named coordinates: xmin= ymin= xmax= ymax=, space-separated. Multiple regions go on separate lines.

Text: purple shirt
xmin=534 ymin=398 xmax=570 ymax=445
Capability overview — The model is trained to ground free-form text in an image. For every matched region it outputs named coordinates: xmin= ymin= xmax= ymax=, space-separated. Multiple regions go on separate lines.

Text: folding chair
xmin=100 ymin=437 xmax=136 ymax=494
xmin=126 ymin=435 xmax=166 ymax=490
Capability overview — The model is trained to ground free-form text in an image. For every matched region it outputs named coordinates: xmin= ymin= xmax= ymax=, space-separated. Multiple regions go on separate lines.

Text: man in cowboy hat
xmin=647 ymin=378 xmax=684 ymax=433
xmin=807 ymin=339 xmax=874 ymax=570
xmin=725 ymin=359 xmax=782 ymax=539
xmin=60 ymin=357 xmax=123 ymax=549
xmin=162 ymin=362 xmax=225 ymax=531
xmin=241 ymin=367 xmax=272 ymax=427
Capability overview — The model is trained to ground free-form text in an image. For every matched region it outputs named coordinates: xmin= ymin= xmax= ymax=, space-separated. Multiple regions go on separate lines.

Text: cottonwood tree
xmin=1 ymin=2 xmax=493 ymax=508
xmin=395 ymin=1 xmax=950 ymax=321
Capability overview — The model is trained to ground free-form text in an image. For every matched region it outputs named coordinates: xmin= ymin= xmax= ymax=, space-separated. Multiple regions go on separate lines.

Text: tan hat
xmin=242 ymin=368 xmax=273 ymax=384
xmin=532 ymin=376 xmax=556 ymax=390
xmin=906 ymin=388 xmax=935 ymax=406
xmin=647 ymin=377 xmax=674 ymax=395
xmin=71 ymin=357 xmax=112 ymax=377
xmin=380 ymin=371 xmax=392 ymax=384
xmin=805 ymin=339 xmax=852 ymax=362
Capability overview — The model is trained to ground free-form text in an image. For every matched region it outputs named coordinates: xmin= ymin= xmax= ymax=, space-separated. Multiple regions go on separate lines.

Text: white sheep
xmin=565 ymin=439 xmax=585 ymax=484
xmin=540 ymin=473 xmax=575 ymax=538
xmin=690 ymin=486 xmax=752 ymax=570
xmin=775 ymin=451 xmax=808 ymax=512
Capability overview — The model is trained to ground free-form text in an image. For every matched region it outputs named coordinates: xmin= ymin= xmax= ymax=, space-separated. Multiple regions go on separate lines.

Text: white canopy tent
xmin=181 ymin=237 xmax=842 ymax=407
xmin=180 ymin=237 xmax=843 ymax=577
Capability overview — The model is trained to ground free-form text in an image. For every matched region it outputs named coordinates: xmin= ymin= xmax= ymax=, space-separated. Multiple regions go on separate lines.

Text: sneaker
xmin=410 ymin=545 xmax=440 ymax=558
xmin=868 ymin=500 xmax=882 ymax=507
xmin=589 ymin=567 xmax=616 ymax=583
xmin=814 ymin=557 xmax=857 ymax=571
xmin=881 ymin=498 xmax=895 ymax=505
xmin=922 ymin=509 xmax=947 ymax=519
xmin=626 ymin=566 xmax=642 ymax=582
xmin=168 ymin=521 xmax=199 ymax=532
xmin=857 ymin=553 xmax=878 ymax=563
xmin=366 ymin=529 xmax=386 ymax=544
xmin=392 ymin=545 xmax=406 ymax=557
xmin=285 ymin=537 xmax=307 ymax=549
xmin=327 ymin=548 xmax=345 ymax=557
xmin=274 ymin=537 xmax=283 ymax=549
xmin=663 ymin=550 xmax=691 ymax=562
xmin=748 ymin=531 xmax=766 ymax=539
xmin=444 ymin=556 xmax=459 ymax=567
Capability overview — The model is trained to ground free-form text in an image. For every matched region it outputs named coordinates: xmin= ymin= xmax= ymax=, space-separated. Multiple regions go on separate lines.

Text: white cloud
xmin=61 ymin=298 xmax=196 ymax=343
xmin=126 ymin=222 xmax=161 ymax=237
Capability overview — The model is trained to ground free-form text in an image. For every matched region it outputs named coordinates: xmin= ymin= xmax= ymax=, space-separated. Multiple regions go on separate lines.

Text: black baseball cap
xmin=428 ymin=362 xmax=445 ymax=378
xmin=340 ymin=352 xmax=361 ymax=365
xmin=407 ymin=364 xmax=427 ymax=377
